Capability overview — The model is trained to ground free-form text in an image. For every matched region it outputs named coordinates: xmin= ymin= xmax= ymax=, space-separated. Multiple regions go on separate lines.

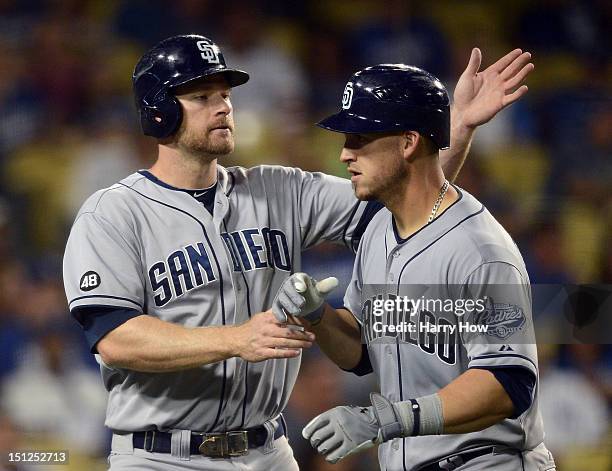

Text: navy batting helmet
xmin=133 ymin=34 xmax=249 ymax=139
xmin=317 ymin=64 xmax=450 ymax=149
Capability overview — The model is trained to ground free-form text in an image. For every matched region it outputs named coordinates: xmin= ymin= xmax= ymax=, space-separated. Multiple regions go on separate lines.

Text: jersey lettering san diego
xmin=344 ymin=187 xmax=547 ymax=470
xmin=63 ymin=165 xmax=376 ymax=433
xmin=221 ymin=227 xmax=291 ymax=272
xmin=149 ymin=228 xmax=290 ymax=307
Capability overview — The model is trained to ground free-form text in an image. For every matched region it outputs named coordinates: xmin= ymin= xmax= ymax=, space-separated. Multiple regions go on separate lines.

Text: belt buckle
xmin=199 ymin=434 xmax=229 ymax=458
xmin=227 ymin=430 xmax=249 ymax=456
xmin=198 ymin=431 xmax=249 ymax=458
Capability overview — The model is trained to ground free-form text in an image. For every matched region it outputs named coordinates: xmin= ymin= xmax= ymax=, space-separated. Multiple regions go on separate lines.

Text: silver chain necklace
xmin=428 ymin=180 xmax=450 ymax=223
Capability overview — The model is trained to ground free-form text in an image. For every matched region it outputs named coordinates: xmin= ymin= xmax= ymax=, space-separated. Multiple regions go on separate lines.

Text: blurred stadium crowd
xmin=0 ymin=0 xmax=610 ymax=470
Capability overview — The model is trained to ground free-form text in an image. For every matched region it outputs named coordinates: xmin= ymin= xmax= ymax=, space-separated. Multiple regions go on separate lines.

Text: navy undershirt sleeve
xmin=338 ymin=315 xmax=373 ymax=376
xmin=341 ymin=344 xmax=373 ymax=376
xmin=473 ymin=366 xmax=536 ymax=418
xmin=71 ymin=305 xmax=142 ymax=353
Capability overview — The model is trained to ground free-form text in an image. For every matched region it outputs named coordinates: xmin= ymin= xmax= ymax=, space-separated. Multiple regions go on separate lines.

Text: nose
xmin=340 ymin=148 xmax=356 ymax=163
xmin=215 ymin=94 xmax=232 ymax=116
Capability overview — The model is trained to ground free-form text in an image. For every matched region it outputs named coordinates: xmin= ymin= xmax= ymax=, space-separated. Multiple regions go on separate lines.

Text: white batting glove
xmin=302 ymin=404 xmax=382 ymax=464
xmin=302 ymin=393 xmax=409 ymax=464
xmin=271 ymin=272 xmax=338 ymax=323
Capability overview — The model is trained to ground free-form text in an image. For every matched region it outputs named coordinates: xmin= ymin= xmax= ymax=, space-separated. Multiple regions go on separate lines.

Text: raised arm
xmin=441 ymin=48 xmax=534 ymax=181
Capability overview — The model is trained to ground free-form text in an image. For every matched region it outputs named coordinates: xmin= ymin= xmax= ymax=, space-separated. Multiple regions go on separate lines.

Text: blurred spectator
xmin=64 ymin=119 xmax=142 ymax=218
xmin=517 ymin=0 xmax=606 ymax=59
xmin=453 ymin=158 xmax=517 ymax=218
xmin=565 ymin=107 xmax=612 ymax=204
xmin=302 ymin=25 xmax=352 ymax=113
xmin=0 ymin=42 xmax=43 ymax=160
xmin=1 ymin=323 xmax=108 ymax=454
xmin=219 ymin=1 xmax=308 ymax=165
xmin=221 ymin=2 xmax=307 ymax=116
xmin=568 ymin=344 xmax=612 ymax=406
xmin=0 ymin=261 xmax=31 ymax=379
xmin=349 ymin=0 xmax=451 ymax=80
xmin=538 ymin=345 xmax=610 ymax=467
xmin=4 ymin=125 xmax=80 ymax=252
xmin=0 ymin=1 xmax=609 ymax=468
xmin=28 ymin=15 xmax=90 ymax=125
xmin=112 ymin=0 xmax=178 ymax=45
xmin=0 ymin=0 xmax=44 ymax=47
xmin=167 ymin=0 xmax=216 ymax=37
xmin=524 ymin=219 xmax=573 ymax=284
xmin=599 ymin=231 xmax=612 ymax=283
xmin=0 ymin=412 xmax=25 ymax=470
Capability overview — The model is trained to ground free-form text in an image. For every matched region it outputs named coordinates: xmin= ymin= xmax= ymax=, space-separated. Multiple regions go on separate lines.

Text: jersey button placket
xmin=387 ymin=250 xmax=400 ymax=283
xmin=386 ymin=253 xmax=394 ymax=284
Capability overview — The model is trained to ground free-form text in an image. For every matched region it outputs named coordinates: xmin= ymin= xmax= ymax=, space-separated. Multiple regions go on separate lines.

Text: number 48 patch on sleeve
xmin=80 ymin=271 xmax=101 ymax=291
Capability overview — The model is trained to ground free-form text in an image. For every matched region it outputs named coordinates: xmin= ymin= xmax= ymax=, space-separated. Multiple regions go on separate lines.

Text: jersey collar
xmin=136 ymin=166 xmax=233 ymax=195
xmin=138 ymin=170 xmax=216 ymax=192
xmin=391 ymin=184 xmax=465 ymax=245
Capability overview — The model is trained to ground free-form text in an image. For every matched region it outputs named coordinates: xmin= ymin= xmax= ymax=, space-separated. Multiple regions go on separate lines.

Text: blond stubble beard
xmin=175 ymin=122 xmax=235 ymax=159
xmin=355 ymin=154 xmax=409 ymax=202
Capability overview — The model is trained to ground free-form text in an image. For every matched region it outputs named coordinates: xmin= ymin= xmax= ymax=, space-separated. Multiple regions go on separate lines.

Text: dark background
xmin=0 ymin=0 xmax=610 ymax=469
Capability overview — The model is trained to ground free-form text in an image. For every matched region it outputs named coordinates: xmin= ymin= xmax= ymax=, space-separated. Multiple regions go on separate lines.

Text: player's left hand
xmin=271 ymin=272 xmax=338 ymax=323
xmin=302 ymin=404 xmax=382 ymax=464
xmin=453 ymin=48 xmax=534 ymax=128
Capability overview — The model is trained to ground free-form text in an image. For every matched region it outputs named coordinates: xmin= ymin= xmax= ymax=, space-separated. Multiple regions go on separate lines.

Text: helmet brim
xmin=169 ymin=67 xmax=250 ymax=90
xmin=317 ymin=110 xmax=400 ymax=134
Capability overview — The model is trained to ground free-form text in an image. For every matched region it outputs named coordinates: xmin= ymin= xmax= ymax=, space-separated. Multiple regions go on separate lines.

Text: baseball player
xmin=273 ymin=65 xmax=556 ymax=470
xmin=62 ymin=34 xmax=534 ymax=470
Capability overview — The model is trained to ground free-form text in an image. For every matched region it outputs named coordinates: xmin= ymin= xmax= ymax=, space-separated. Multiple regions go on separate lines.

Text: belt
xmin=132 ymin=422 xmax=284 ymax=458
xmin=418 ymin=446 xmax=495 ymax=471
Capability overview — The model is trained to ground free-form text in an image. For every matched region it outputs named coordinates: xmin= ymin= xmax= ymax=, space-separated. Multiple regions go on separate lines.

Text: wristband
xmin=395 ymin=393 xmax=444 ymax=436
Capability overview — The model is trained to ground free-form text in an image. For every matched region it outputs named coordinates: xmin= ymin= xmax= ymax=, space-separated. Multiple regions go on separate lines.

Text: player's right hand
xmin=272 ymin=272 xmax=339 ymax=323
xmin=302 ymin=404 xmax=382 ymax=464
xmin=232 ymin=310 xmax=315 ymax=362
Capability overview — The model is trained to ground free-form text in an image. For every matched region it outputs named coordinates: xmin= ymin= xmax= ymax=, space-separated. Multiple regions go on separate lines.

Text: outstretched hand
xmin=453 ymin=48 xmax=534 ymax=128
xmin=271 ymin=272 xmax=338 ymax=323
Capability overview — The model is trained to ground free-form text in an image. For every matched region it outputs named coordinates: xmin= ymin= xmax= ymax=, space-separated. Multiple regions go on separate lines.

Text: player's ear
xmin=401 ymin=131 xmax=420 ymax=162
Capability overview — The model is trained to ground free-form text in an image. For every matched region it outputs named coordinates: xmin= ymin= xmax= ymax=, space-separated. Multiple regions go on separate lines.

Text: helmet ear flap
xmin=140 ymin=95 xmax=182 ymax=138
xmin=134 ymin=72 xmax=183 ymax=138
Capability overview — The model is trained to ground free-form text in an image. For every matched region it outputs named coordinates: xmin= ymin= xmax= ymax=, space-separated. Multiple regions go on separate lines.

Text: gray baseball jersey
xmin=344 ymin=186 xmax=555 ymax=470
xmin=63 ymin=165 xmax=377 ymax=434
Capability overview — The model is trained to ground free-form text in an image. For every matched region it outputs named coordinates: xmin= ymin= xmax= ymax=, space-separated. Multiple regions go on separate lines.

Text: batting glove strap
xmin=370 ymin=393 xmax=404 ymax=441
xmin=395 ymin=393 xmax=444 ymax=437
xmin=303 ymin=304 xmax=325 ymax=323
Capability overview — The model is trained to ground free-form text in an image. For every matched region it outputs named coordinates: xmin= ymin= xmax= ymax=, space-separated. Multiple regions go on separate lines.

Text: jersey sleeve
xmin=290 ymin=167 xmax=383 ymax=252
xmin=460 ymin=262 xmax=538 ymax=377
xmin=71 ymin=305 xmax=142 ymax=353
xmin=342 ymin=239 xmax=365 ymax=324
xmin=63 ymin=211 xmax=145 ymax=312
